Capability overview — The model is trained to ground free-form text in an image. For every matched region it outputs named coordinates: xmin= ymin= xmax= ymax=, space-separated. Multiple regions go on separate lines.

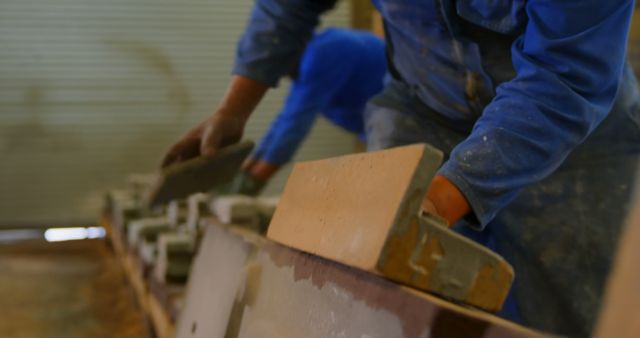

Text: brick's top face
xmin=267 ymin=144 xmax=434 ymax=269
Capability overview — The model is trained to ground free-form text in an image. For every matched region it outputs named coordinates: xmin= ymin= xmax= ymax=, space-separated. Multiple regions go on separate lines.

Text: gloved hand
xmin=224 ymin=158 xmax=279 ymax=196
xmin=228 ymin=171 xmax=268 ymax=196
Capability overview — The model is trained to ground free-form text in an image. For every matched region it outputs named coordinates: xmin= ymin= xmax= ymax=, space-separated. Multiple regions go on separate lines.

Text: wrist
xmin=215 ymin=107 xmax=250 ymax=125
xmin=245 ymin=159 xmax=279 ymax=182
xmin=242 ymin=157 xmax=258 ymax=172
xmin=216 ymin=75 xmax=268 ymax=122
xmin=424 ymin=175 xmax=470 ymax=226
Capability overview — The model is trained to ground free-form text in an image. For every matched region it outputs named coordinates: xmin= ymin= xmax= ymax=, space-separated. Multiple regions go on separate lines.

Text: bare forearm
xmin=216 ymin=75 xmax=269 ymax=122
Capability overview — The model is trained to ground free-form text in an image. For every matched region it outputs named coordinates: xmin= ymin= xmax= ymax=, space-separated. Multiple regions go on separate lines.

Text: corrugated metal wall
xmin=0 ymin=0 xmax=354 ymax=227
xmin=630 ymin=10 xmax=640 ymax=77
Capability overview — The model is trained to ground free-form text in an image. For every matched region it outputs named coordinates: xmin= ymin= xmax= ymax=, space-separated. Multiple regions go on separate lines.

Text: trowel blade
xmin=147 ymin=141 xmax=254 ymax=208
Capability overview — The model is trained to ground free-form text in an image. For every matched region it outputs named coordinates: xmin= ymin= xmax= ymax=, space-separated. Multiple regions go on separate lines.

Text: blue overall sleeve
xmin=438 ymin=0 xmax=635 ymax=227
xmin=252 ymin=40 xmax=354 ymax=165
xmin=232 ymin=0 xmax=338 ymax=87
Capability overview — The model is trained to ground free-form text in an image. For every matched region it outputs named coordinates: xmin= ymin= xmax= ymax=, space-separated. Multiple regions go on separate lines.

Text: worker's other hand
xmin=160 ymin=75 xmax=269 ymax=168
xmin=422 ymin=175 xmax=471 ymax=226
xmin=161 ymin=113 xmax=245 ymax=168
xmin=228 ymin=171 xmax=268 ymax=196
xmin=228 ymin=158 xmax=280 ymax=196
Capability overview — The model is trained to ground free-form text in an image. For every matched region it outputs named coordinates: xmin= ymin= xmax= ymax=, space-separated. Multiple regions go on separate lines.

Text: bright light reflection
xmin=44 ymin=227 xmax=106 ymax=242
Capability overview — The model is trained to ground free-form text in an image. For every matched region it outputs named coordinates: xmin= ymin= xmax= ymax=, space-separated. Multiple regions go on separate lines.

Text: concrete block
xmin=127 ymin=173 xmax=158 ymax=199
xmin=255 ymin=196 xmax=280 ymax=234
xmin=111 ymin=196 xmax=135 ymax=222
xmin=167 ymin=200 xmax=188 ymax=228
xmin=127 ymin=217 xmax=172 ymax=248
xmin=104 ymin=189 xmax=133 ymax=212
xmin=255 ymin=196 xmax=279 ymax=219
xmin=154 ymin=233 xmax=196 ymax=283
xmin=211 ymin=195 xmax=259 ymax=230
xmin=186 ymin=193 xmax=212 ymax=232
xmin=138 ymin=239 xmax=157 ymax=265
xmin=267 ymin=144 xmax=513 ymax=312
xmin=111 ymin=198 xmax=147 ymax=232
xmin=108 ymin=186 xmax=161 ymax=232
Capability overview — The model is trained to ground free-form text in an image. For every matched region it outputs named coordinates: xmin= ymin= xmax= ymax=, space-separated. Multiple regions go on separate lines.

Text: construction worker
xmin=161 ymin=1 xmax=640 ymax=337
xmin=232 ymin=28 xmax=385 ymax=195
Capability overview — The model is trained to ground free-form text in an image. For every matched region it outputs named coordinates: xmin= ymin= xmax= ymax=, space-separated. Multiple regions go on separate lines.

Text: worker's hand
xmin=160 ymin=75 xmax=269 ymax=168
xmin=213 ymin=159 xmax=278 ymax=196
xmin=229 ymin=171 xmax=268 ymax=196
xmin=422 ymin=175 xmax=471 ymax=226
xmin=242 ymin=158 xmax=280 ymax=181
xmin=161 ymin=113 xmax=245 ymax=168
xmin=225 ymin=158 xmax=280 ymax=195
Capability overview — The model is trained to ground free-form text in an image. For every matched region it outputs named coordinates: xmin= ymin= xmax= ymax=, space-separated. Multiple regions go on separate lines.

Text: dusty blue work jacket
xmin=252 ymin=28 xmax=386 ymax=165
xmin=232 ymin=1 xmax=639 ymax=337
xmin=233 ymin=0 xmax=635 ymax=227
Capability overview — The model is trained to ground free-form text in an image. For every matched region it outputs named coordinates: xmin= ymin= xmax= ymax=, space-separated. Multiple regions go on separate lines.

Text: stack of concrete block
xmin=105 ymin=171 xmax=280 ymax=288
xmin=154 ymin=232 xmax=197 ymax=284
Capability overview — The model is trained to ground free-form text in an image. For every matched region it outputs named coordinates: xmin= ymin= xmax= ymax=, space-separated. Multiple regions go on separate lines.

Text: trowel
xmin=147 ymin=141 xmax=254 ymax=208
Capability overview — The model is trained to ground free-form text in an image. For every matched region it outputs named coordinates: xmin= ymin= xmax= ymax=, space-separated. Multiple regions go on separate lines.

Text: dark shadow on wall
xmin=104 ymin=38 xmax=192 ymax=121
xmin=0 ymin=84 xmax=82 ymax=153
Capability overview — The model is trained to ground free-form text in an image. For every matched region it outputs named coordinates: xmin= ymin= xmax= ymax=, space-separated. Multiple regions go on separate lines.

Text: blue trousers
xmin=364 ymin=72 xmax=640 ymax=338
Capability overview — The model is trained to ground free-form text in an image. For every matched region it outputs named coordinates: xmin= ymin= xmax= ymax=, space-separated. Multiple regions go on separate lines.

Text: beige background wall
xmin=0 ymin=0 xmax=353 ymax=227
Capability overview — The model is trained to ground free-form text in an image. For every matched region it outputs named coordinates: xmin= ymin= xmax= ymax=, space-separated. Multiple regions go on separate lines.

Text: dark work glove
xmin=228 ymin=171 xmax=267 ymax=196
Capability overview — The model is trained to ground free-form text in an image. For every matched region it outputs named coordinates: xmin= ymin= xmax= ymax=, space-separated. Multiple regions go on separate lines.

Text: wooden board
xmin=176 ymin=219 xmax=553 ymax=338
xmin=0 ymin=238 xmax=150 ymax=338
xmin=102 ymin=215 xmax=176 ymax=338
xmin=593 ymin=180 xmax=640 ymax=338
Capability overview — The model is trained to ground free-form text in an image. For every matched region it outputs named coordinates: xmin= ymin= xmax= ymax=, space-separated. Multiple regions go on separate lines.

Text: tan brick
xmin=267 ymin=144 xmax=514 ymax=312
xmin=267 ymin=144 xmax=441 ymax=270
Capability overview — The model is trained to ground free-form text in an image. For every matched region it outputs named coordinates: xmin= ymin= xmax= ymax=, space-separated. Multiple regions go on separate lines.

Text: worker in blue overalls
xmin=161 ymin=1 xmax=640 ymax=337
xmin=232 ymin=28 xmax=386 ymax=194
